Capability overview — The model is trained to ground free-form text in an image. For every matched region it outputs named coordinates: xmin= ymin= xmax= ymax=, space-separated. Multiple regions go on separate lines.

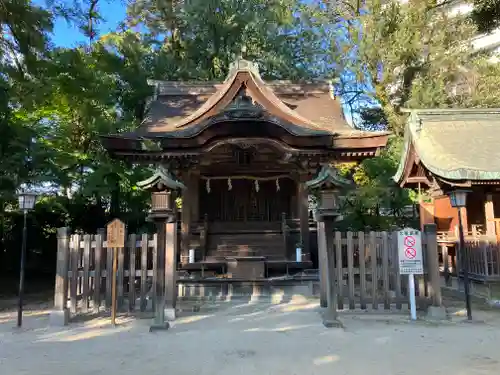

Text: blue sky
xmin=37 ymin=0 xmax=126 ymax=47
xmin=37 ymin=0 xmax=369 ymax=126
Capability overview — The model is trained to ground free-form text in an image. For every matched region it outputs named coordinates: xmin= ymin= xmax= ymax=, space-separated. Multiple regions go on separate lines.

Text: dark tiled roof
xmin=104 ymin=59 xmax=390 ymax=155
xmin=136 ymin=91 xmax=360 ymax=136
xmin=128 ymin=59 xmax=385 ymax=139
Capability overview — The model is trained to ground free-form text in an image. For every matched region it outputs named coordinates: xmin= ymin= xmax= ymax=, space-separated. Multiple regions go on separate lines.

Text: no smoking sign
xmin=403 ymin=236 xmax=417 ymax=259
xmin=397 ymin=229 xmax=423 ymax=275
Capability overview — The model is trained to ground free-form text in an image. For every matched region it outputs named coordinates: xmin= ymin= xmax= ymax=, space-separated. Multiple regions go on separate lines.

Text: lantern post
xmin=306 ymin=166 xmax=350 ymax=327
xmin=137 ymin=167 xmax=186 ymax=331
xmin=447 ymin=189 xmax=472 ymax=320
xmin=16 ymin=188 xmax=38 ymax=328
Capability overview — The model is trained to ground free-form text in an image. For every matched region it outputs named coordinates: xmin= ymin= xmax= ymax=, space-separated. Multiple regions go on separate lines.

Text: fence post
xmin=50 ymin=227 xmax=70 ymax=326
xmin=423 ymin=224 xmax=447 ymax=319
xmin=165 ymin=220 xmax=178 ymax=321
xmin=481 ymin=240 xmax=489 ymax=279
xmin=316 ymin=221 xmax=328 ymax=307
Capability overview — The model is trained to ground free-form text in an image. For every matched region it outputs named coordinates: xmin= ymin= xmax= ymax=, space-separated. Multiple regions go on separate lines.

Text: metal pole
xmin=408 ymin=273 xmax=417 ymax=320
xmin=17 ymin=210 xmax=28 ymax=327
xmin=458 ymin=208 xmax=472 ymax=320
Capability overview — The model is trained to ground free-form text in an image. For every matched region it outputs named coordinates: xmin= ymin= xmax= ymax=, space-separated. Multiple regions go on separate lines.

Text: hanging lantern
xmin=255 ymin=180 xmax=259 ymax=192
xmin=228 ymin=177 xmax=232 ymax=191
xmin=276 ymin=178 xmax=280 ymax=192
xmin=206 ymin=178 xmax=211 ymax=193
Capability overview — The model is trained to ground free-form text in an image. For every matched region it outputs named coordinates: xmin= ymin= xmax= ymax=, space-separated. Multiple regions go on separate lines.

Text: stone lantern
xmin=306 ymin=165 xmax=351 ymax=327
xmin=138 ymin=167 xmax=186 ymax=222
xmin=306 ymin=165 xmax=349 ymax=219
xmin=137 ymin=167 xmax=186 ymax=331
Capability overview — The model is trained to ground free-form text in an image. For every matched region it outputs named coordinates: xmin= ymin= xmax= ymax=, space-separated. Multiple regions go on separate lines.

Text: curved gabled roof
xmin=169 ymin=59 xmax=321 ymax=131
xmin=394 ymin=108 xmax=500 ymax=185
xmin=102 ymin=58 xmax=390 ymax=156
xmin=135 ymin=58 xmax=386 ymax=139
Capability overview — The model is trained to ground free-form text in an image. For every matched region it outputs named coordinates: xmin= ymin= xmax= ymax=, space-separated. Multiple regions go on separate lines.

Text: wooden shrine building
xmin=102 ymin=58 xmax=389 ymax=279
xmin=394 ymin=108 xmax=500 ymax=240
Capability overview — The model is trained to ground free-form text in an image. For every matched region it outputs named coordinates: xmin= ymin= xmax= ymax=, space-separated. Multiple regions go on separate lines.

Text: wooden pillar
xmin=485 ymin=193 xmax=495 ymax=237
xmin=459 ymin=205 xmax=469 ymax=233
xmin=181 ymin=172 xmax=194 ymax=264
xmin=423 ymin=224 xmax=442 ymax=307
xmin=165 ymin=220 xmax=178 ymax=320
xmin=153 ymin=220 xmax=167 ymax=325
xmin=419 ymin=200 xmax=435 ymax=230
xmin=297 ymin=176 xmax=310 ymax=254
xmin=191 ymin=171 xmax=200 ymax=221
xmin=323 ymin=218 xmax=341 ymax=327
xmin=441 ymin=243 xmax=451 ymax=286
xmin=317 ymin=221 xmax=328 ymax=307
xmin=50 ymin=227 xmax=70 ymax=326
xmin=290 ymin=190 xmax=298 ymax=218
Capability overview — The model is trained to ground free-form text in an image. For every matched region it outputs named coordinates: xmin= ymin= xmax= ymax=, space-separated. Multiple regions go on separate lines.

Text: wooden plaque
xmin=107 ymin=219 xmax=125 ymax=248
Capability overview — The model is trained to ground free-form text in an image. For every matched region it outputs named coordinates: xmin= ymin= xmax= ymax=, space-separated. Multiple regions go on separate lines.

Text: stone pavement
xmin=1 ymin=299 xmax=500 ymax=375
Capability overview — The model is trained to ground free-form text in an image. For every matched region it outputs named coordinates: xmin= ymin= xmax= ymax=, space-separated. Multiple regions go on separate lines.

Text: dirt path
xmin=1 ymin=300 xmax=500 ymax=375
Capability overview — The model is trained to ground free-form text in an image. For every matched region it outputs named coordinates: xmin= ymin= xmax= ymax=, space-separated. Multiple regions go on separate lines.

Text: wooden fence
xmin=52 ymin=227 xmax=441 ymax=322
xmin=318 ymin=230 xmax=437 ymax=311
xmin=438 ymin=236 xmax=500 ymax=283
xmin=462 ymin=240 xmax=500 ymax=281
xmin=54 ymin=229 xmax=160 ymax=315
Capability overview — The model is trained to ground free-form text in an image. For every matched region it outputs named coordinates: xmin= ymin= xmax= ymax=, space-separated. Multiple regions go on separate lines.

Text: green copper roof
xmin=137 ymin=166 xmax=186 ymax=190
xmin=306 ymin=165 xmax=352 ymax=190
xmin=394 ymin=108 xmax=500 ymax=183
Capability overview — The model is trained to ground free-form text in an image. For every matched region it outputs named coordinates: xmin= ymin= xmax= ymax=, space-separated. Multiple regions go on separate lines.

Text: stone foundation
xmin=177 ymin=279 xmax=318 ymax=302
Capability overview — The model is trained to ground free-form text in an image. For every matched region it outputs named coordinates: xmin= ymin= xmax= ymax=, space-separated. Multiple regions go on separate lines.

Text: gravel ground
xmin=1 ymin=299 xmax=500 ymax=375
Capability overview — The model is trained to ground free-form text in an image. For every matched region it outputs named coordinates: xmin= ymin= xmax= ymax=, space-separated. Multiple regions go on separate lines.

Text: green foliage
xmin=0 ymin=0 xmax=337 ymax=273
xmin=471 ymin=0 xmax=500 ymax=33
xmin=330 ymin=0 xmax=500 ymax=230
xmin=335 ymin=138 xmax=417 ymax=231
xmin=126 ymin=0 xmax=335 ymax=80
xmin=1 ymin=0 xmax=498 ymax=271
xmin=334 ymin=0 xmax=500 ymax=136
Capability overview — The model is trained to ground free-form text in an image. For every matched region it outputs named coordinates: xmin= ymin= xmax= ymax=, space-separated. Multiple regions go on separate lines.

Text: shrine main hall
xmin=102 ymin=58 xmax=389 ymax=279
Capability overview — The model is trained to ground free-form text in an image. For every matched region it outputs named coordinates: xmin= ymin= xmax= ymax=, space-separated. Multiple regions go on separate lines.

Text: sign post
xmin=397 ymin=228 xmax=423 ymax=320
xmin=106 ymin=219 xmax=125 ymax=326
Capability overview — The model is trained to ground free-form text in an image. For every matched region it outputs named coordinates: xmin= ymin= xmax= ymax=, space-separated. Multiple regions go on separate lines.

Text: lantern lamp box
xmin=319 ymin=190 xmax=338 ymax=210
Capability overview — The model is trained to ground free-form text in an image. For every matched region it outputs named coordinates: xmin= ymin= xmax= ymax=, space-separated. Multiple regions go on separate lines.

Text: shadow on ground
xmin=1 ymin=295 xmax=500 ymax=375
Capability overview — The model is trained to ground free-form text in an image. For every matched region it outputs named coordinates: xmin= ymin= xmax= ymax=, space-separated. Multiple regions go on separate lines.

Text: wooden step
xmin=208 ymin=234 xmax=282 ymax=246
xmin=208 ymin=236 xmax=281 ymax=242
xmin=210 ymin=239 xmax=282 ymax=247
xmin=208 ymin=221 xmax=282 ymax=234
xmin=204 ymin=254 xmax=285 ymax=262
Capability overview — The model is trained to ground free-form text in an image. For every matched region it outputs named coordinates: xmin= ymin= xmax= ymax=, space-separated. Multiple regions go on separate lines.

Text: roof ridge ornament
xmin=222 ymin=87 xmax=265 ymax=119
xmin=227 ymin=45 xmax=260 ymax=78
xmin=409 ymin=111 xmax=423 ymax=133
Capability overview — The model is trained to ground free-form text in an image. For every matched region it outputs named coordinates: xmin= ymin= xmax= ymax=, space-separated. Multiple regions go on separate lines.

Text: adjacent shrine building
xmin=394 ymin=109 xmax=500 ymax=240
xmin=102 ymin=58 xmax=389 ymax=278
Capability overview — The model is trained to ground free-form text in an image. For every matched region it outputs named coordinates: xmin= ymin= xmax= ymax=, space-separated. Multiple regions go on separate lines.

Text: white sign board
xmin=397 ymin=228 xmax=423 ymax=275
